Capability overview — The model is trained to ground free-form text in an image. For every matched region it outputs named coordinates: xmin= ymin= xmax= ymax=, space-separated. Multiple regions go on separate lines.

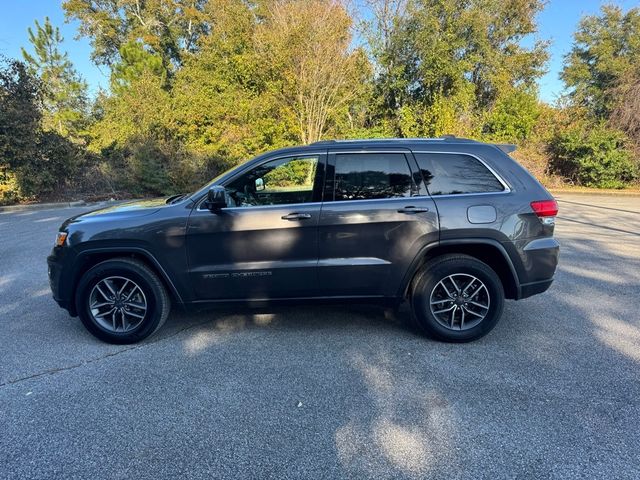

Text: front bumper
xmin=47 ymin=249 xmax=77 ymax=316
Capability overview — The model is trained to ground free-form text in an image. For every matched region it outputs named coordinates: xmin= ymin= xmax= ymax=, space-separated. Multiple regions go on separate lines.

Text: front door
xmin=187 ymin=153 xmax=325 ymax=300
xmin=317 ymin=150 xmax=439 ymax=297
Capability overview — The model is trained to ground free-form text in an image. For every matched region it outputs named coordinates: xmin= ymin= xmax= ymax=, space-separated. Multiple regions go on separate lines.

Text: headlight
xmin=55 ymin=231 xmax=68 ymax=247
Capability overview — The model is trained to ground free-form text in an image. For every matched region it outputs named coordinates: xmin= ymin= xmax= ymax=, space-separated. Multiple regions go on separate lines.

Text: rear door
xmin=187 ymin=152 xmax=326 ymax=300
xmin=317 ymin=149 xmax=439 ymax=297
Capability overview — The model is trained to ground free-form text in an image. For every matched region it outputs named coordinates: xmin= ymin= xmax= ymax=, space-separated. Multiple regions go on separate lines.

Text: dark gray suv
xmin=48 ymin=137 xmax=559 ymax=344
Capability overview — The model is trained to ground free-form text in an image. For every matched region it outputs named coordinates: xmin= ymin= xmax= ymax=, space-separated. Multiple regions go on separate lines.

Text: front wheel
xmin=410 ymin=254 xmax=504 ymax=342
xmin=75 ymin=258 xmax=171 ymax=344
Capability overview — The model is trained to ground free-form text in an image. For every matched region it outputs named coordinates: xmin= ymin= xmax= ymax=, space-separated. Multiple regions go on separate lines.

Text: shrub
xmin=549 ymin=123 xmax=637 ymax=188
xmin=17 ymin=132 xmax=81 ymax=197
xmin=0 ymin=168 xmax=21 ymax=205
xmin=483 ymin=90 xmax=540 ymax=142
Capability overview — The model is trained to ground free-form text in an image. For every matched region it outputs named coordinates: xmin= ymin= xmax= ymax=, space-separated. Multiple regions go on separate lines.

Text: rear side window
xmin=415 ymin=153 xmax=505 ymax=195
xmin=334 ymin=153 xmax=413 ymax=201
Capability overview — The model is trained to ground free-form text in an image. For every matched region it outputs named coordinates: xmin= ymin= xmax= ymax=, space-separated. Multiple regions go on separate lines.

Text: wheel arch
xmin=68 ymin=247 xmax=184 ymax=315
xmin=400 ymin=239 xmax=521 ymax=300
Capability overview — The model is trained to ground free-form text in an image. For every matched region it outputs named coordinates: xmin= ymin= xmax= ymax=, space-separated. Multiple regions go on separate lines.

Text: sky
xmin=0 ymin=0 xmax=638 ymax=103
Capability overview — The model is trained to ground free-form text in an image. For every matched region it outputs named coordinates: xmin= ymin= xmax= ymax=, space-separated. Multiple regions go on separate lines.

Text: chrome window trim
xmin=323 ymin=196 xmax=424 ymax=206
xmin=411 ymin=150 xmax=512 ymax=195
xmin=198 ymin=201 xmax=323 ymax=212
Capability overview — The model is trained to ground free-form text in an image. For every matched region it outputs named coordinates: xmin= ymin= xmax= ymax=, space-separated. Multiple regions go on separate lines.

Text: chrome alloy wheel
xmin=89 ymin=276 xmax=147 ymax=333
xmin=428 ymin=274 xmax=490 ymax=331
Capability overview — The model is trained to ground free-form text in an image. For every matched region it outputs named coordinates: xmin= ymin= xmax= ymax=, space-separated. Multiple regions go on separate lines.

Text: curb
xmin=550 ymin=189 xmax=640 ymax=197
xmin=0 ymin=199 xmax=121 ymax=213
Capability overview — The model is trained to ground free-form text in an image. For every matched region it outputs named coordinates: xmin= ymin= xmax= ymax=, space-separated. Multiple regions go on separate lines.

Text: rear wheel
xmin=75 ymin=258 xmax=170 ymax=344
xmin=410 ymin=254 xmax=504 ymax=342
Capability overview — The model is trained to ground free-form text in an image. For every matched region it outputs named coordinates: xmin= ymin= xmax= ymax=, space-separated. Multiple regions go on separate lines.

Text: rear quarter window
xmin=414 ymin=152 xmax=505 ymax=195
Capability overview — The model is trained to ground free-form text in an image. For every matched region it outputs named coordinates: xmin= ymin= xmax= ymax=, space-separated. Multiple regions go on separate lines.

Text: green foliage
xmin=368 ymin=0 xmax=548 ymax=135
xmin=20 ymin=132 xmax=83 ymax=196
xmin=62 ymin=0 xmax=208 ymax=71
xmin=0 ymin=57 xmax=81 ymax=198
xmin=561 ymin=5 xmax=640 ymax=119
xmin=111 ymin=41 xmax=167 ymax=92
xmin=549 ymin=123 xmax=637 ymax=188
xmin=263 ymin=159 xmax=316 ymax=188
xmin=0 ymin=168 xmax=21 ymax=206
xmin=21 ymin=17 xmax=88 ymax=139
xmin=0 ymin=57 xmax=41 ymax=198
xmin=483 ymin=89 xmax=540 ymax=142
xmin=4 ymin=0 xmax=640 ymax=205
xmin=169 ymin=0 xmax=296 ymax=172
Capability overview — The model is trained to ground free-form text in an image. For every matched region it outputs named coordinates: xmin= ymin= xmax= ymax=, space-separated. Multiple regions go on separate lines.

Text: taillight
xmin=530 ymin=200 xmax=558 ymax=217
xmin=530 ymin=200 xmax=558 ymax=225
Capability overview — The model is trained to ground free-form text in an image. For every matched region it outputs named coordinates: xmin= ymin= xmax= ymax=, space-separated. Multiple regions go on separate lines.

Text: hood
xmin=62 ymin=198 xmax=169 ymax=228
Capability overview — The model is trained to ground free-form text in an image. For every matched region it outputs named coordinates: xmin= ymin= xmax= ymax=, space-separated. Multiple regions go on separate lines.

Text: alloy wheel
xmin=428 ymin=273 xmax=490 ymax=331
xmin=89 ymin=276 xmax=148 ymax=333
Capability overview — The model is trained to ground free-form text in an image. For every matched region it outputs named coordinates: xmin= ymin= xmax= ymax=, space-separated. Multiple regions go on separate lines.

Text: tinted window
xmin=226 ymin=155 xmax=319 ymax=207
xmin=415 ymin=153 xmax=505 ymax=195
xmin=334 ymin=153 xmax=413 ymax=201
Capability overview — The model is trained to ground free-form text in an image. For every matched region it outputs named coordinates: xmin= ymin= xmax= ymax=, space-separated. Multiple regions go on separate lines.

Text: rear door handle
xmin=397 ymin=206 xmax=429 ymax=214
xmin=281 ymin=212 xmax=312 ymax=220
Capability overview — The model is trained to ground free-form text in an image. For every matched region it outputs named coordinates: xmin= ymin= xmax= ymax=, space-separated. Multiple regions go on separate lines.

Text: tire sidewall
xmin=76 ymin=261 xmax=163 ymax=344
xmin=411 ymin=257 xmax=504 ymax=342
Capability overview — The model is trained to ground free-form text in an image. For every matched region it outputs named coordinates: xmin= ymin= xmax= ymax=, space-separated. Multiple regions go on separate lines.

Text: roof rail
xmin=309 ymin=136 xmax=479 ymax=145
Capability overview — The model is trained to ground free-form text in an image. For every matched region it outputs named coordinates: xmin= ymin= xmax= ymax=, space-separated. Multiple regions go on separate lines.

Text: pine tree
xmin=21 ymin=17 xmax=87 ymax=139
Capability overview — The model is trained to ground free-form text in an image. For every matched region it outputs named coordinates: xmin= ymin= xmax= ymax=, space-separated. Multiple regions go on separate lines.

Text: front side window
xmin=226 ymin=155 xmax=319 ymax=207
xmin=334 ymin=153 xmax=414 ymax=201
xmin=415 ymin=153 xmax=505 ymax=195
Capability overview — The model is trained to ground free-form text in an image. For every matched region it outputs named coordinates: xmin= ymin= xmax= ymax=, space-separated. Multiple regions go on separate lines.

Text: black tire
xmin=409 ymin=254 xmax=504 ymax=342
xmin=75 ymin=258 xmax=171 ymax=344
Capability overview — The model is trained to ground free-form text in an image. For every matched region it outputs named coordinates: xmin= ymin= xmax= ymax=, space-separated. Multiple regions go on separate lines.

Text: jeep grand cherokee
xmin=48 ymin=137 xmax=559 ymax=343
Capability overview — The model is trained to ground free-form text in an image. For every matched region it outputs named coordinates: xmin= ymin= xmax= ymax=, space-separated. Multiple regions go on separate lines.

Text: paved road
xmin=1 ymin=194 xmax=639 ymax=479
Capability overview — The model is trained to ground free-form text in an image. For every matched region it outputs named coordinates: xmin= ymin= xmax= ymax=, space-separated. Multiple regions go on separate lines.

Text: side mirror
xmin=205 ymin=186 xmax=227 ymax=211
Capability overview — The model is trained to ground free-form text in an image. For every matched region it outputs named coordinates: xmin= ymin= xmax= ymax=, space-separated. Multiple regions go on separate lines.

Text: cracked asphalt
xmin=1 ymin=193 xmax=639 ymax=479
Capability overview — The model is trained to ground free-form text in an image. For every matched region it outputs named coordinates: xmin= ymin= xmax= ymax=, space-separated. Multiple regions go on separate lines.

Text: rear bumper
xmin=519 ymin=278 xmax=554 ymax=299
xmin=514 ymin=237 xmax=559 ymax=300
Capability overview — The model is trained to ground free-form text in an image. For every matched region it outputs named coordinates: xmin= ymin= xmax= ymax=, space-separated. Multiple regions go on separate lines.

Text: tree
xmin=170 ymin=0 xmax=294 ymax=169
xmin=21 ymin=17 xmax=88 ymax=138
xmin=0 ymin=57 xmax=41 ymax=199
xmin=255 ymin=0 xmax=370 ymax=143
xmin=365 ymin=0 xmax=548 ymax=136
xmin=610 ymin=69 xmax=640 ymax=150
xmin=0 ymin=57 xmax=80 ymax=199
xmin=561 ymin=5 xmax=640 ymax=119
xmin=88 ymin=69 xmax=178 ymax=194
xmin=63 ymin=0 xmax=208 ymax=75
xmin=483 ymin=88 xmax=540 ymax=142
xmin=110 ymin=40 xmax=167 ymax=92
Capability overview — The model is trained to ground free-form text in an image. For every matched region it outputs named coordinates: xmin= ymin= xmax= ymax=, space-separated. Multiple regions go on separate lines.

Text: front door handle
xmin=281 ymin=212 xmax=312 ymax=220
xmin=397 ymin=206 xmax=429 ymax=214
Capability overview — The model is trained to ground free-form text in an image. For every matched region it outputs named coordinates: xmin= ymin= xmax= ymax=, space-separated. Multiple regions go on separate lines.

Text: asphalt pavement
xmin=1 ymin=193 xmax=639 ymax=479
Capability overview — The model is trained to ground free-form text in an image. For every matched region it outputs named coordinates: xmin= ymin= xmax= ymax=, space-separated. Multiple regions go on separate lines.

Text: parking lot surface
xmin=1 ymin=193 xmax=639 ymax=479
